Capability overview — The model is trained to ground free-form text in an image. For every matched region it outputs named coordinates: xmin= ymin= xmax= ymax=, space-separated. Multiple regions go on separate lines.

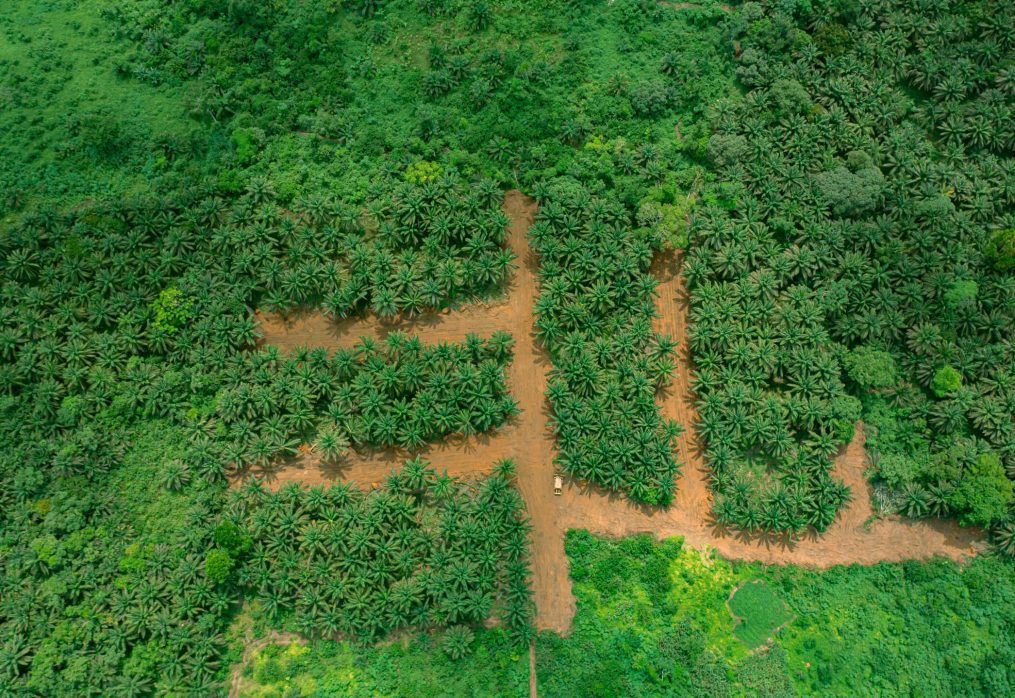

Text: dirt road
xmin=234 ymin=191 xmax=984 ymax=636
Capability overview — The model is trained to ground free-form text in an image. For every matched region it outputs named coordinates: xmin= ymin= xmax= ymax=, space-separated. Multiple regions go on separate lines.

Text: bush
xmin=844 ymin=346 xmax=897 ymax=389
xmin=767 ymin=78 xmax=813 ymax=116
xmin=931 ymin=366 xmax=962 ymax=398
xmin=213 ymin=520 xmax=252 ymax=556
xmin=707 ymin=134 xmax=749 ymax=169
xmin=943 ymin=279 xmax=978 ymax=306
xmin=204 ymin=548 xmax=234 ymax=584
xmin=814 ymin=164 xmax=884 ymax=217
xmin=948 ymin=452 xmax=1014 ymax=526
xmin=985 ymin=228 xmax=1015 ymax=271
xmin=151 ymin=287 xmax=194 ymax=334
xmin=875 ymin=453 xmax=919 ymax=489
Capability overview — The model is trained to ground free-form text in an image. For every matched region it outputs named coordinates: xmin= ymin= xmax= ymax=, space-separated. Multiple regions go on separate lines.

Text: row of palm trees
xmin=214 ymin=332 xmax=518 ymax=467
xmin=530 ymin=181 xmax=683 ymax=506
xmin=225 ymin=459 xmax=534 ymax=642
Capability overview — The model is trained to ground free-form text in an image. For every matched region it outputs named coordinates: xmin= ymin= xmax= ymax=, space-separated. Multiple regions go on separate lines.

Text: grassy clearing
xmin=0 ymin=0 xmax=197 ymax=208
xmin=238 ymin=630 xmax=528 ymax=698
xmin=727 ymin=580 xmax=793 ymax=650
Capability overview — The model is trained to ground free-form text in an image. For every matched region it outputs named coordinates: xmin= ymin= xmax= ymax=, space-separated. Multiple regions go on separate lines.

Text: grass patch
xmin=239 ymin=631 xmax=528 ymax=698
xmin=728 ymin=580 xmax=794 ymax=650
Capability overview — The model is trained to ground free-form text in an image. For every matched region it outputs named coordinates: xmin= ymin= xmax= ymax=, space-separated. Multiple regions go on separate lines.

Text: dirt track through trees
xmin=234 ymin=191 xmax=984 ymax=635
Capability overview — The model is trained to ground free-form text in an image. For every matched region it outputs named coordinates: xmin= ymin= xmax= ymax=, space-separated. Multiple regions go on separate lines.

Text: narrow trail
xmin=233 ymin=190 xmax=985 ymax=638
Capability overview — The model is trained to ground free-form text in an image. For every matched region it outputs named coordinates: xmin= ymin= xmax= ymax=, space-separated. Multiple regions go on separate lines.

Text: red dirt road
xmin=233 ymin=191 xmax=985 ymax=635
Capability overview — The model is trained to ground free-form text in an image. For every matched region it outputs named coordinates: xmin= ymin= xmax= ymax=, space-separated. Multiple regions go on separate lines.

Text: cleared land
xmin=727 ymin=580 xmax=794 ymax=650
xmin=233 ymin=191 xmax=985 ymax=634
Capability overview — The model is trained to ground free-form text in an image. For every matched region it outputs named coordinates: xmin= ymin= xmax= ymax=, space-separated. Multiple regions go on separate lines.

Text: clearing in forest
xmin=233 ymin=191 xmax=984 ymax=634
xmin=727 ymin=580 xmax=794 ymax=650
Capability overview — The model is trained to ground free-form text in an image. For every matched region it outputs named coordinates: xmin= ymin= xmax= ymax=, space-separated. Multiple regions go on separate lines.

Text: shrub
xmin=231 ymin=127 xmax=262 ymax=165
xmin=405 ymin=160 xmax=442 ymax=184
xmin=213 ymin=520 xmax=252 ymax=556
xmin=931 ymin=366 xmax=962 ymax=398
xmin=985 ymin=228 xmax=1015 ymax=271
xmin=707 ymin=134 xmax=749 ymax=169
xmin=948 ymin=452 xmax=1014 ymax=526
xmin=943 ymin=280 xmax=978 ymax=306
xmin=204 ymin=548 xmax=234 ymax=584
xmin=844 ymin=346 xmax=897 ymax=389
xmin=875 ymin=452 xmax=919 ymax=489
xmin=767 ymin=78 xmax=813 ymax=116
xmin=814 ymin=164 xmax=884 ymax=217
xmin=151 ymin=287 xmax=194 ymax=334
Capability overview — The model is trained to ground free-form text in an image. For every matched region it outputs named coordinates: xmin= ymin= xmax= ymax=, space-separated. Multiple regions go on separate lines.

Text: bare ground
xmin=233 ymin=191 xmax=985 ymax=637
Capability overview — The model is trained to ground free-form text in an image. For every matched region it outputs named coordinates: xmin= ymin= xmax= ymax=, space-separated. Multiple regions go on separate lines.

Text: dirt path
xmin=239 ymin=432 xmax=509 ymax=491
xmin=256 ymin=294 xmax=512 ymax=350
xmin=235 ymin=191 xmax=984 ymax=637
xmin=558 ymin=423 xmax=982 ymax=567
xmin=554 ymin=250 xmax=981 ymax=567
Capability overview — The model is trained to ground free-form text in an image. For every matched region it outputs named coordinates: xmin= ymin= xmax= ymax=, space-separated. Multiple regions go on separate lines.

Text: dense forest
xmin=689 ymin=0 xmax=1015 ymax=537
xmin=1 ymin=0 xmax=1013 ymax=695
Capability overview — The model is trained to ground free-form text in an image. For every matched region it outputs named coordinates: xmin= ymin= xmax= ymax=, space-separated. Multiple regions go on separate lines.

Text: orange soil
xmin=233 ymin=191 xmax=985 ymax=636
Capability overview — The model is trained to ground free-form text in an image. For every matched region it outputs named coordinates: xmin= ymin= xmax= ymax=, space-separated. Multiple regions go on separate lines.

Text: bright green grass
xmin=239 ymin=631 xmax=528 ymax=698
xmin=0 ymin=0 xmax=197 ymax=211
xmin=727 ymin=580 xmax=793 ymax=650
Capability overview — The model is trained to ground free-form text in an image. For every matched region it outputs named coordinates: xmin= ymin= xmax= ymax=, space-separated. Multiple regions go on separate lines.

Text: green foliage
xmin=874 ymin=452 xmax=921 ymax=490
xmin=767 ymin=78 xmax=813 ymax=117
xmin=214 ymin=519 xmax=253 ymax=556
xmin=213 ymin=332 xmax=517 ymax=463
xmin=948 ymin=452 xmax=1015 ymax=526
xmin=814 ymin=163 xmax=885 ymax=218
xmin=690 ymin=0 xmax=1015 ymax=534
xmin=727 ymin=580 xmax=793 ymax=650
xmin=707 ymin=133 xmax=749 ymax=168
xmin=0 ymin=421 xmax=235 ymax=694
xmin=944 ymin=279 xmax=979 ymax=307
xmin=536 ymin=532 xmax=1015 ymax=698
xmin=404 ymin=160 xmax=442 ymax=185
xmin=205 ymin=547 xmax=234 ymax=584
xmin=844 ymin=346 xmax=897 ymax=389
xmin=240 ymin=630 xmax=528 ymax=697
xmin=530 ymin=179 xmax=684 ymax=505
xmin=4 ymin=0 xmax=1014 ymax=691
xmin=151 ymin=287 xmax=194 ymax=334
xmin=932 ymin=365 xmax=963 ymax=398
xmin=986 ymin=228 xmax=1015 ymax=272
xmin=441 ymin=625 xmax=475 ymax=660
xmin=232 ymin=127 xmax=262 ymax=166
